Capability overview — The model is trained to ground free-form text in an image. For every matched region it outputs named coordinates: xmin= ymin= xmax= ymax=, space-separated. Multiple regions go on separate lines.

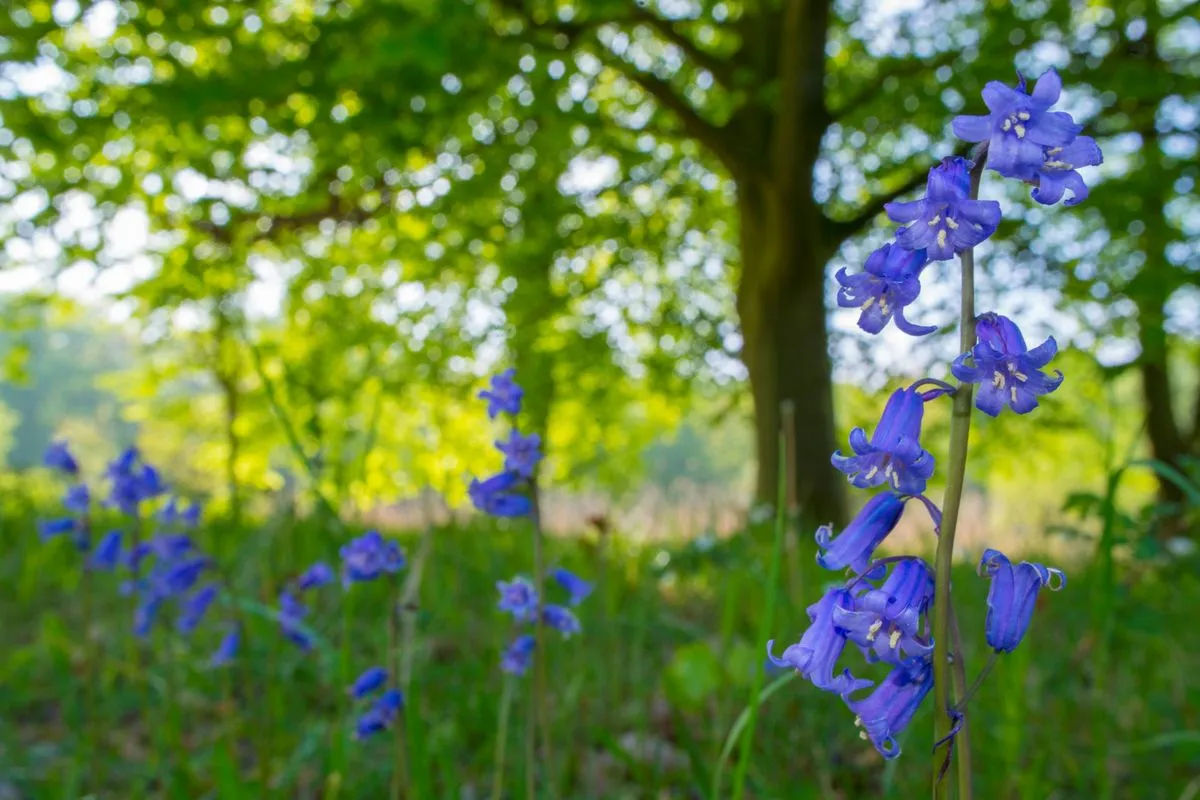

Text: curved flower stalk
xmin=775 ymin=66 xmax=1096 ymax=783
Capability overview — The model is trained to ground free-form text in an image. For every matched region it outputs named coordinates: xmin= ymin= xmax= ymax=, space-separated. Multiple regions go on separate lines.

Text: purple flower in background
xmin=550 ymin=568 xmax=593 ymax=606
xmin=834 ymin=558 xmax=935 ymax=665
xmin=177 ymin=584 xmax=219 ymax=634
xmin=501 ymin=634 xmax=536 ymax=676
xmin=63 ymin=484 xmax=90 ymax=514
xmin=542 ymin=604 xmax=581 ymax=637
xmin=159 ymin=497 xmax=202 ymax=529
xmin=278 ymin=590 xmax=313 ymax=650
xmin=835 ymin=243 xmax=935 ymax=336
xmin=479 ymin=368 xmax=524 ymax=419
xmin=843 ymin=654 xmax=933 ymax=759
xmin=106 ymin=448 xmax=168 ymax=515
xmin=354 ymin=688 xmax=404 ymax=740
xmin=496 ymin=430 xmax=543 ymax=479
xmin=951 ymin=313 xmax=1063 ymax=416
xmin=815 ymin=492 xmax=907 ymax=575
xmin=296 ymin=561 xmax=335 ymax=591
xmin=497 ymin=577 xmax=539 ymax=622
xmin=469 ymin=471 xmax=531 ymax=518
xmin=349 ymin=666 xmax=389 ymax=699
xmin=978 ymin=548 xmax=1065 ymax=653
xmin=38 ymin=517 xmax=89 ymax=550
xmin=767 ymin=587 xmax=874 ymax=696
xmin=133 ymin=597 xmax=161 ymax=638
xmin=886 ymin=157 xmax=1002 ymax=261
xmin=211 ymin=626 xmax=240 ymax=667
xmin=1031 ymin=135 xmax=1103 ymax=206
xmin=952 ymin=68 xmax=1083 ymax=181
xmin=88 ymin=530 xmax=123 ymax=571
xmin=340 ymin=530 xmax=405 ymax=586
xmin=831 ymin=387 xmax=936 ymax=495
xmin=43 ymin=441 xmax=79 ymax=475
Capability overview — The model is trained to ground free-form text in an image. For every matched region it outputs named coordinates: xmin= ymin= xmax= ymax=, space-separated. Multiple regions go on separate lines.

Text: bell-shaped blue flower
xmin=44 ymin=441 xmax=80 ymax=475
xmin=296 ymin=561 xmax=335 ymax=591
xmin=469 ymin=471 xmax=532 ymax=517
xmin=353 ymin=688 xmax=404 ymax=740
xmin=349 ymin=666 xmax=389 ymax=699
xmin=952 ymin=68 xmax=1084 ymax=181
xmin=496 ymin=430 xmax=543 ymax=479
xmin=1031 ymin=135 xmax=1103 ymax=206
xmin=835 ymin=243 xmax=935 ymax=336
xmin=815 ymin=492 xmax=906 ymax=575
xmin=497 ymin=577 xmax=539 ymax=621
xmin=833 ymin=558 xmax=935 ymax=665
xmin=278 ymin=590 xmax=313 ymax=650
xmin=978 ymin=548 xmax=1065 ymax=653
xmin=767 ymin=587 xmax=873 ymax=696
xmin=63 ymin=484 xmax=90 ymax=514
xmin=550 ymin=567 xmax=593 ymax=606
xmin=885 ymin=157 xmax=1002 ymax=261
xmin=542 ymin=604 xmax=581 ymax=637
xmin=211 ymin=626 xmax=240 ymax=667
xmin=843 ymin=654 xmax=933 ymax=759
xmin=501 ymin=634 xmax=536 ymax=675
xmin=88 ymin=530 xmax=123 ymax=571
xmin=951 ymin=313 xmax=1064 ymax=416
xmin=479 ymin=369 xmax=524 ymax=419
xmin=177 ymin=584 xmax=219 ymax=634
xmin=831 ymin=387 xmax=935 ymax=495
xmin=339 ymin=530 xmax=405 ymax=586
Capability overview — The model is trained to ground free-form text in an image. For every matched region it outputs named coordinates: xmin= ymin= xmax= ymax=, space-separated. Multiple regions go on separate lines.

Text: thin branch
xmin=628 ymin=6 xmax=737 ymax=87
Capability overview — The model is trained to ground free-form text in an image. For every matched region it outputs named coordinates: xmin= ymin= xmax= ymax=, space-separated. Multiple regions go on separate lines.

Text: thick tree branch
xmin=195 ymin=185 xmax=392 ymax=245
xmin=629 ymin=5 xmax=738 ymax=87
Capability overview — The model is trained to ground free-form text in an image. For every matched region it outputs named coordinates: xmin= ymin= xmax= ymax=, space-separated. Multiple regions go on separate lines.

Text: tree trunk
xmin=737 ymin=175 xmax=846 ymax=527
xmin=1137 ymin=298 xmax=1188 ymax=508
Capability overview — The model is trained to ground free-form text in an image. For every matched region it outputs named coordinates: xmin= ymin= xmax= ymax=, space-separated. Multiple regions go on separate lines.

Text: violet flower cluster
xmin=39 ymin=442 xmax=240 ymax=666
xmin=347 ymin=665 xmax=404 ymax=740
xmin=496 ymin=568 xmax=592 ymax=675
xmin=771 ymin=67 xmax=1089 ymax=760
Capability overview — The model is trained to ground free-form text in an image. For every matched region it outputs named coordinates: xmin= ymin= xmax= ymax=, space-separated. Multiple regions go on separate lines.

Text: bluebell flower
xmin=1031 ymin=135 xmax=1103 ymax=207
xmin=159 ymin=497 xmax=202 ymax=529
xmin=88 ymin=530 xmax=123 ymax=571
xmin=177 ymin=584 xmax=219 ymax=634
xmin=349 ymin=666 xmax=389 ymax=699
xmin=831 ymin=387 xmax=935 ymax=495
xmin=211 ymin=626 xmax=240 ymax=667
xmin=63 ymin=484 xmax=90 ymax=514
xmin=815 ymin=492 xmax=907 ymax=575
xmin=550 ymin=568 xmax=593 ymax=606
xmin=767 ymin=587 xmax=874 ymax=696
xmin=278 ymin=590 xmax=313 ymax=650
xmin=134 ymin=597 xmax=161 ymax=638
xmin=501 ymin=634 xmax=536 ymax=675
xmin=835 ymin=243 xmax=935 ymax=336
xmin=157 ymin=555 xmax=212 ymax=596
xmin=978 ymin=548 xmax=1065 ymax=653
xmin=951 ymin=313 xmax=1063 ymax=416
xmin=843 ymin=654 xmax=933 ymax=759
xmin=354 ymin=688 xmax=404 ymax=740
xmin=496 ymin=430 xmax=543 ymax=479
xmin=833 ymin=558 xmax=935 ymax=665
xmin=468 ymin=471 xmax=532 ymax=517
xmin=340 ymin=530 xmax=405 ymax=587
xmin=39 ymin=516 xmax=86 ymax=546
xmin=479 ymin=369 xmax=524 ymax=419
xmin=885 ymin=157 xmax=1002 ymax=261
xmin=44 ymin=441 xmax=79 ymax=475
xmin=542 ymin=604 xmax=581 ymax=637
xmin=296 ymin=561 xmax=335 ymax=591
xmin=106 ymin=448 xmax=168 ymax=515
xmin=952 ymin=68 xmax=1084 ymax=181
xmin=497 ymin=577 xmax=539 ymax=622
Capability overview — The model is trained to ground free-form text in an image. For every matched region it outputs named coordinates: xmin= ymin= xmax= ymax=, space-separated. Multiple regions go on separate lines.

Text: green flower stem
xmin=527 ymin=484 xmax=550 ymax=799
xmin=389 ymin=576 xmax=409 ymax=800
xmin=932 ymin=155 xmax=985 ymax=800
xmin=491 ymin=674 xmax=516 ymax=800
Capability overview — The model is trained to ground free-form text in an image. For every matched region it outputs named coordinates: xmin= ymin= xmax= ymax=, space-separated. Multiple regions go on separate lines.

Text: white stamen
xmin=862 ymin=296 xmax=875 ymax=310
xmin=864 ymin=466 xmax=879 ymax=481
xmin=879 ymin=296 xmax=891 ymax=316
xmin=1011 ymin=387 xmax=1019 ymax=404
xmin=1002 ymin=119 xmax=1012 ymax=131
xmin=936 ymin=229 xmax=947 ymax=250
xmin=860 ymin=731 xmax=869 ymax=741
xmin=1007 ymin=362 xmax=1028 ymax=381
xmin=1047 ymin=146 xmax=1063 ymax=156
xmin=992 ymin=371 xmax=1005 ymax=389
xmin=1017 ymin=111 xmax=1031 ymax=121
xmin=889 ymin=628 xmax=902 ymax=649
xmin=1044 ymin=159 xmax=1071 ymax=170
xmin=866 ymin=619 xmax=884 ymax=642
xmin=928 ymin=214 xmax=941 ymax=226
xmin=1014 ymin=123 xmax=1027 ymax=138
xmin=945 ymin=217 xmax=959 ymax=230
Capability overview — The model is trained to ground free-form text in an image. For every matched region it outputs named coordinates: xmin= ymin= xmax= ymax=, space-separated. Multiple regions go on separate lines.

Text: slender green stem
xmin=949 ymin=606 xmax=973 ymax=800
xmin=729 ymin=427 xmax=789 ymax=800
xmin=527 ymin=485 xmax=549 ymax=799
xmin=492 ymin=675 xmax=516 ymax=800
xmin=954 ymin=651 xmax=999 ymax=715
xmin=331 ymin=586 xmax=354 ymax=789
xmin=80 ymin=560 xmax=101 ymax=790
xmin=932 ymin=156 xmax=985 ymax=799
xmin=389 ymin=576 xmax=408 ymax=800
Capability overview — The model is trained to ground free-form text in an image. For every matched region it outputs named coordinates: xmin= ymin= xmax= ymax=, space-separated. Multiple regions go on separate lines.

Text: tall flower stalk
xmin=766 ymin=66 xmax=1094 ymax=795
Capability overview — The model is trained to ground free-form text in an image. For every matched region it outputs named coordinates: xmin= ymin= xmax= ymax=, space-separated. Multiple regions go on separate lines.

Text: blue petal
xmin=951 ymin=114 xmax=991 ymax=142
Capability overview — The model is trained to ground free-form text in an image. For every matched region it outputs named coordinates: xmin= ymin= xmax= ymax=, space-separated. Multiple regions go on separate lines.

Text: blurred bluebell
xmin=349 ymin=666 xmax=389 ymax=699
xmin=951 ymin=313 xmax=1063 ymax=416
xmin=106 ymin=448 xmax=168 ymax=515
xmin=133 ymin=597 xmax=161 ymax=638
xmin=340 ymin=530 xmax=405 ymax=587
xmin=501 ymin=635 xmax=536 ymax=676
xmin=833 ymin=559 xmax=935 ymax=665
xmin=843 ymin=654 xmax=933 ymax=759
xmin=88 ymin=530 xmax=123 ymax=571
xmin=978 ymin=548 xmax=1065 ymax=653
xmin=952 ymin=68 xmax=1083 ymax=181
xmin=43 ymin=441 xmax=79 ymax=475
xmin=158 ymin=497 xmax=202 ymax=529
xmin=815 ymin=492 xmax=906 ymax=575
xmin=497 ymin=577 xmax=539 ymax=622
xmin=63 ymin=484 xmax=90 ymax=514
xmin=550 ymin=567 xmax=593 ymax=606
xmin=278 ymin=590 xmax=313 ymax=650
xmin=353 ymin=687 xmax=404 ymax=740
xmin=541 ymin=604 xmax=581 ymax=637
xmin=39 ymin=516 xmax=88 ymax=549
xmin=468 ymin=471 xmax=532 ymax=517
xmin=211 ymin=626 xmax=240 ymax=667
xmin=835 ymin=243 xmax=934 ymax=336
xmin=766 ymin=587 xmax=873 ymax=696
xmin=831 ymin=387 xmax=935 ymax=494
xmin=178 ymin=584 xmax=219 ymax=635
xmin=886 ymin=157 xmax=1002 ymax=260
xmin=479 ymin=368 xmax=524 ymax=419
xmin=296 ymin=561 xmax=335 ymax=591
xmin=496 ymin=430 xmax=543 ymax=479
